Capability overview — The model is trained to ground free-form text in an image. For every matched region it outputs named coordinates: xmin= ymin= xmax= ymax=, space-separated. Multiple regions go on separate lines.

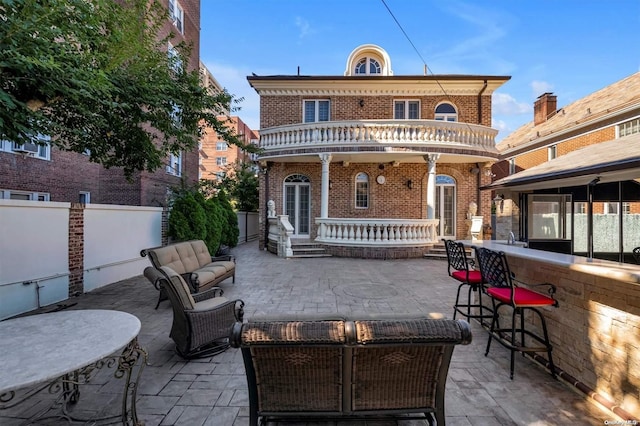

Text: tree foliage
xmin=208 ymin=161 xmax=260 ymax=212
xmin=0 ymin=0 xmax=256 ymax=178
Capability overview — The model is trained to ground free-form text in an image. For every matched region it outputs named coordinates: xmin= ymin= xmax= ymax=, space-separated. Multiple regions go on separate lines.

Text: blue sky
xmin=200 ymin=0 xmax=639 ymax=141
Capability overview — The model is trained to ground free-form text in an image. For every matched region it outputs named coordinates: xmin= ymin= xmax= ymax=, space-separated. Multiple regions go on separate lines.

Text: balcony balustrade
xmin=259 ymin=120 xmax=498 ymax=153
xmin=316 ymin=218 xmax=440 ymax=247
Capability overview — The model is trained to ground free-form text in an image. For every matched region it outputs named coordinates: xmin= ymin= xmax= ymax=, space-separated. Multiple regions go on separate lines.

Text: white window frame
xmin=168 ymin=42 xmax=182 ymax=73
xmin=0 ymin=189 xmax=50 ymax=201
xmin=303 ymin=100 xmax=330 ymax=123
xmin=166 ymin=151 xmax=182 ymax=176
xmin=216 ymin=141 xmax=228 ymax=151
xmin=434 ymin=103 xmax=458 ymax=122
xmin=168 ymin=0 xmax=184 ymax=34
xmin=548 ymin=144 xmax=557 ymax=160
xmin=79 ymin=191 xmax=91 ymax=204
xmin=354 ymin=57 xmax=381 ymax=75
xmin=216 ymin=156 xmax=227 ymax=166
xmin=0 ymin=137 xmax=51 ymax=160
xmin=394 ymin=100 xmax=420 ymax=120
xmin=618 ymin=117 xmax=640 ymax=138
xmin=355 ymin=172 xmax=369 ymax=209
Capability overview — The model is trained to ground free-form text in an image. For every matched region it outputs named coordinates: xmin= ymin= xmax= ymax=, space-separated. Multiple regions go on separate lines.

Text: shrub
xmin=168 ymin=191 xmax=206 ymax=242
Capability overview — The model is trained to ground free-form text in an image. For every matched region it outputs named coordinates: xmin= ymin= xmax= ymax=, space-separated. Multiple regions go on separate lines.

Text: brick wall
xmin=68 ymin=203 xmax=84 ymax=296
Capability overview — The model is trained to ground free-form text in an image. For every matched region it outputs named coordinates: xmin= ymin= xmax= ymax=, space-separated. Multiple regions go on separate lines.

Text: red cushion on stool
xmin=487 ymin=287 xmax=555 ymax=306
xmin=451 ymin=269 xmax=483 ymax=284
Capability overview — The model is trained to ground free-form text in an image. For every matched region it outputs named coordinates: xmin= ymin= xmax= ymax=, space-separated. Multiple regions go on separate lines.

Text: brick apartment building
xmin=248 ymin=44 xmax=510 ymax=257
xmin=488 ymin=72 xmax=640 ymax=262
xmin=199 ymin=116 xmax=259 ymax=181
xmin=0 ymin=0 xmax=201 ymax=207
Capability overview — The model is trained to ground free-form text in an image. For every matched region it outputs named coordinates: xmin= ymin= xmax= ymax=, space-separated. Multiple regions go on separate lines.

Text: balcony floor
xmin=1 ymin=240 xmax=618 ymax=425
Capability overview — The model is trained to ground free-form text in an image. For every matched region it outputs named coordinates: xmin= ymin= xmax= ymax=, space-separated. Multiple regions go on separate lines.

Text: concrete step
xmin=291 ymin=243 xmax=331 ymax=258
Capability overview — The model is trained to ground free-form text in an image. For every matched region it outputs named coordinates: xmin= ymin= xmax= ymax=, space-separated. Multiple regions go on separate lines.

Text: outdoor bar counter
xmin=459 ymin=240 xmax=640 ymax=420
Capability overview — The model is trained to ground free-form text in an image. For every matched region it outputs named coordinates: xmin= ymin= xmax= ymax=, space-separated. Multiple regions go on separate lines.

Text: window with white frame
xmin=167 ymin=42 xmax=182 ymax=73
xmin=548 ymin=144 xmax=557 ymax=160
xmin=0 ymin=137 xmax=51 ymax=160
xmin=216 ymin=141 xmax=228 ymax=151
xmin=168 ymin=0 xmax=184 ymax=33
xmin=79 ymin=191 xmax=91 ymax=204
xmin=216 ymin=157 xmax=227 ymax=166
xmin=619 ymin=117 xmax=640 ymax=137
xmin=509 ymin=158 xmax=516 ymax=175
xmin=355 ymin=172 xmax=369 ymax=209
xmin=0 ymin=189 xmax=49 ymax=201
xmin=354 ymin=57 xmax=381 ymax=75
xmin=169 ymin=102 xmax=182 ymax=127
xmin=303 ymin=100 xmax=330 ymax=123
xmin=394 ymin=100 xmax=420 ymax=119
xmin=166 ymin=151 xmax=182 ymax=176
xmin=434 ymin=103 xmax=458 ymax=122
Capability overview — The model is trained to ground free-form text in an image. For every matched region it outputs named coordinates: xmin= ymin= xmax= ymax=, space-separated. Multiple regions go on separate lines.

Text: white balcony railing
xmin=315 ymin=218 xmax=440 ymax=247
xmin=260 ymin=120 xmax=498 ymax=152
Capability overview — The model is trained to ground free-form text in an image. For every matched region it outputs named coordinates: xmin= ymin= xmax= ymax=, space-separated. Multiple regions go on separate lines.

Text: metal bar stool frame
xmin=443 ymin=239 xmax=493 ymax=327
xmin=474 ymin=247 xmax=558 ymax=380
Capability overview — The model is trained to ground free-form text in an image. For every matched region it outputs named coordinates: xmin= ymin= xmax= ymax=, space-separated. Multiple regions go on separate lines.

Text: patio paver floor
xmin=0 ymin=240 xmax=620 ymax=425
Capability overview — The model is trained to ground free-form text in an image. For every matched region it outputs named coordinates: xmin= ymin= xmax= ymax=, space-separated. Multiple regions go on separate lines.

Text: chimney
xmin=533 ymin=93 xmax=557 ymax=125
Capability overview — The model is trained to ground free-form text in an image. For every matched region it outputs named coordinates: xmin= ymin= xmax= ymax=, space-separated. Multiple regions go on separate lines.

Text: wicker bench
xmin=230 ymin=315 xmax=472 ymax=425
xmin=141 ymin=240 xmax=236 ymax=306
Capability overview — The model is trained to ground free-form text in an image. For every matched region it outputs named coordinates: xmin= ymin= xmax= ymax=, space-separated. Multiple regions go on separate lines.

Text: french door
xmin=284 ymin=175 xmax=311 ymax=237
xmin=435 ymin=175 xmax=456 ymax=238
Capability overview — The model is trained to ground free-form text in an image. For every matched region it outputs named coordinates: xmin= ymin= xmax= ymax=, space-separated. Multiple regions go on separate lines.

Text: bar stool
xmin=474 ymin=247 xmax=558 ymax=379
xmin=443 ymin=239 xmax=493 ymax=327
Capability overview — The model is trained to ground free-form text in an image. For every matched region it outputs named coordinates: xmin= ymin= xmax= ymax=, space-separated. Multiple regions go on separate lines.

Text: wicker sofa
xmin=141 ymin=240 xmax=236 ymax=294
xmin=230 ymin=315 xmax=472 ymax=425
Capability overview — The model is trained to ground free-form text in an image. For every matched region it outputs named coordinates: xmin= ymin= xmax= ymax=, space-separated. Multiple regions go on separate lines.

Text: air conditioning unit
xmin=12 ymin=142 xmax=39 ymax=154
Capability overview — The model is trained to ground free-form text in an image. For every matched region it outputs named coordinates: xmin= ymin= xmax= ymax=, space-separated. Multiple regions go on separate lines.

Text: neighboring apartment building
xmin=489 ymin=72 xmax=640 ymax=262
xmin=0 ymin=0 xmax=201 ymax=207
xmin=248 ymin=44 xmax=510 ymax=257
xmin=199 ymin=116 xmax=259 ymax=181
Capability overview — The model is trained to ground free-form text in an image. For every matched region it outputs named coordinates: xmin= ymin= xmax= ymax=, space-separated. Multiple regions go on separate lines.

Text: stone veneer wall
xmin=505 ymin=254 xmax=640 ymax=418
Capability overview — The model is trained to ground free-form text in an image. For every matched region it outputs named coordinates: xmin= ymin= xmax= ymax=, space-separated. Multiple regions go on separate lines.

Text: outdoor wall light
xmin=406 ymin=179 xmax=413 ymax=190
xmin=359 ymin=99 xmax=365 ymax=108
xmin=470 ymin=167 xmax=480 ymax=175
xmin=329 ymin=180 xmax=333 ymax=190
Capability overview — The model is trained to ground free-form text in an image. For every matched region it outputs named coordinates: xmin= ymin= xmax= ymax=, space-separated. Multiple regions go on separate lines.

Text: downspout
xmin=476 ymin=80 xmax=488 ymax=214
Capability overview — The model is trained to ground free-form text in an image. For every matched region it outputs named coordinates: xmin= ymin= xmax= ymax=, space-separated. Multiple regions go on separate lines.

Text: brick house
xmin=0 ymin=0 xmax=201 ymax=207
xmin=199 ymin=115 xmax=259 ymax=181
xmin=488 ymin=72 xmax=640 ymax=263
xmin=248 ymin=44 xmax=510 ymax=258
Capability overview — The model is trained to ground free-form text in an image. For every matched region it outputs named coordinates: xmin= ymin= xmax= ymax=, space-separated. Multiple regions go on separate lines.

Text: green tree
xmin=0 ymin=0 xmax=255 ymax=179
xmin=210 ymin=161 xmax=259 ymax=212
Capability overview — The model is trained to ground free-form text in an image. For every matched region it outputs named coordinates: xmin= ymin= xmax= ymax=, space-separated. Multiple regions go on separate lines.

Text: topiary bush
xmin=217 ymin=190 xmax=239 ymax=248
xmin=168 ymin=191 xmax=207 ymax=242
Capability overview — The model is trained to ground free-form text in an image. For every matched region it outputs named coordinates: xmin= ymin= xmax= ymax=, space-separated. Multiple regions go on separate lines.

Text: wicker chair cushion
xmin=191 ymin=240 xmax=214 ymax=268
xmin=174 ymin=242 xmax=200 ymax=273
xmin=193 ymin=295 xmax=230 ymax=312
xmin=487 ymin=287 xmax=555 ymax=307
xmin=160 ymin=266 xmax=196 ymax=309
xmin=201 ymin=260 xmax=235 ymax=273
xmin=149 ymin=245 xmax=188 ymax=275
xmin=451 ymin=269 xmax=483 ymax=284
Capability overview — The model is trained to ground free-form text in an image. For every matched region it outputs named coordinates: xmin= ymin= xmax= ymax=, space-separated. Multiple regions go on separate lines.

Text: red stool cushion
xmin=451 ymin=269 xmax=483 ymax=284
xmin=486 ymin=287 xmax=555 ymax=306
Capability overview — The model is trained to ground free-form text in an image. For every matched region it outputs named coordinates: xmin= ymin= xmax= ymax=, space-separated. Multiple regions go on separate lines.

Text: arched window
xmin=285 ymin=174 xmax=310 ymax=183
xmin=354 ymin=57 xmax=381 ymax=75
xmin=355 ymin=173 xmax=369 ymax=208
xmin=435 ymin=103 xmax=458 ymax=122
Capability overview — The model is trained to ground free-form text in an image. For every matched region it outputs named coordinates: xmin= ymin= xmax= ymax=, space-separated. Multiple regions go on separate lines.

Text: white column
xmin=424 ymin=154 xmax=440 ymax=219
xmin=320 ymin=154 xmax=332 ymax=218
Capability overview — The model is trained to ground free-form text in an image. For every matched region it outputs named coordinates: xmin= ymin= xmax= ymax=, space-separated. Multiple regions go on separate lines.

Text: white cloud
xmin=202 ymin=62 xmax=260 ymax=130
xmin=492 ymin=92 xmax=531 ymax=115
xmin=295 ymin=16 xmax=314 ymax=41
xmin=531 ymin=80 xmax=554 ymax=97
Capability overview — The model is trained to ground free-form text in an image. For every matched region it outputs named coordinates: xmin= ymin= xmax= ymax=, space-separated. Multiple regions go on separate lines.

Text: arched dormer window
xmin=354 ymin=57 xmax=381 ymax=75
xmin=435 ymin=103 xmax=458 ymax=122
xmin=344 ymin=44 xmax=393 ymax=76
xmin=355 ymin=172 xmax=369 ymax=208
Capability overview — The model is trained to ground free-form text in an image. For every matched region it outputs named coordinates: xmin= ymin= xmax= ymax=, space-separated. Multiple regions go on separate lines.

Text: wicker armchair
xmin=146 ymin=266 xmax=244 ymax=359
xmin=231 ymin=316 xmax=472 ymax=425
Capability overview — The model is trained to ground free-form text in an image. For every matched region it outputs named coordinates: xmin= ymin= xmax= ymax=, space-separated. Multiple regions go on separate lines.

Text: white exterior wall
xmin=83 ymin=205 xmax=162 ymax=292
xmin=0 ymin=200 xmax=70 ymax=320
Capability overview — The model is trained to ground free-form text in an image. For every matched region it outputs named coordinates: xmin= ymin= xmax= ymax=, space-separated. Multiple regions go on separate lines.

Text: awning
xmin=482 ymin=133 xmax=640 ymax=191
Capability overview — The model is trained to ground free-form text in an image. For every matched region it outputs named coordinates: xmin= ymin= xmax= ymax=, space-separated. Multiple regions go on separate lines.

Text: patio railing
xmin=315 ymin=218 xmax=440 ymax=246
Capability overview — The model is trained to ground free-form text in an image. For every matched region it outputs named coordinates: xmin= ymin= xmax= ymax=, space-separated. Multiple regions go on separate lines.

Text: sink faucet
xmin=507 ymin=231 xmax=516 ymax=245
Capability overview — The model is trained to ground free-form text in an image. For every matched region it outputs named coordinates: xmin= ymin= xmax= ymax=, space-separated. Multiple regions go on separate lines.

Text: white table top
xmin=0 ymin=309 xmax=141 ymax=393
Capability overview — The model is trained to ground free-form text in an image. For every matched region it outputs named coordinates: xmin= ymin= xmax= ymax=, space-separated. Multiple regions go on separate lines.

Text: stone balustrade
xmin=259 ymin=120 xmax=498 ymax=152
xmin=315 ymin=218 xmax=439 ymax=246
